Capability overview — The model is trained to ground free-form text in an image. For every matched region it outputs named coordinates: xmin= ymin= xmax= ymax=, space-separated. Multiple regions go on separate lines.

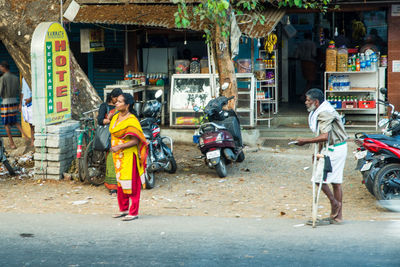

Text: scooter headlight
xmin=216 ymin=132 xmax=223 ymax=142
xmin=199 ymin=137 xmax=204 ymax=146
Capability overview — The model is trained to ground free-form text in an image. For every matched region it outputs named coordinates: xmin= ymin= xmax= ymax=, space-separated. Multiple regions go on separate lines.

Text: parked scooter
xmin=140 ymin=90 xmax=177 ymax=189
xmin=355 ymin=88 xmax=400 ymax=199
xmin=193 ymin=95 xmax=245 ymax=178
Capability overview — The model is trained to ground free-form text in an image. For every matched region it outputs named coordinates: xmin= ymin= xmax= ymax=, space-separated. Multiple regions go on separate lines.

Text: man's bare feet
xmin=330 ymin=201 xmax=341 ymax=219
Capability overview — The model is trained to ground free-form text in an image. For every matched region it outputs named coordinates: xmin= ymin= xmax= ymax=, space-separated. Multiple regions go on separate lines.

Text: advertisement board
xmin=31 ymin=22 xmax=72 ymax=126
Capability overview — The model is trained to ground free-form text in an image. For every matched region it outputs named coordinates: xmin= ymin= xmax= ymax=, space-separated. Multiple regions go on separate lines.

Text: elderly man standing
xmin=0 ymin=61 xmax=25 ymax=149
xmin=295 ymin=88 xmax=348 ymax=224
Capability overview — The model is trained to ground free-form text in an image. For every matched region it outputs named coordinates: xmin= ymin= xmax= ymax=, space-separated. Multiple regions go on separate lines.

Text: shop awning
xmin=72 ymin=4 xmax=285 ymax=38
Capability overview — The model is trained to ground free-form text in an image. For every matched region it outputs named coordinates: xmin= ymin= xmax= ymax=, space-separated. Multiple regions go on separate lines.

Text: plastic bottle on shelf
xmin=338 ymin=75 xmax=343 ymax=91
xmin=348 ymin=58 xmax=352 ymax=72
xmin=371 ymin=53 xmax=378 ymax=72
xmin=360 ymin=53 xmax=366 ymax=71
xmin=365 ymin=53 xmax=371 ymax=71
xmin=356 ymin=56 xmax=361 ymax=71
xmin=341 ymin=75 xmax=346 ymax=91
xmin=351 ymin=55 xmax=356 ymax=71
xmin=332 ymin=75 xmax=337 ymax=91
xmin=337 ymin=46 xmax=348 ymax=72
xmin=328 ymin=75 xmax=334 ymax=91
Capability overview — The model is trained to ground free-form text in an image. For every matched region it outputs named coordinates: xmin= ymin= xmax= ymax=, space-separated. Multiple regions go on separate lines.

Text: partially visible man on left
xmin=0 ymin=61 xmax=25 ymax=149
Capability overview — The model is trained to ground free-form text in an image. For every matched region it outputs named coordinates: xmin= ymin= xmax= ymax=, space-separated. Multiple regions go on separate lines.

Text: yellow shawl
xmin=110 ymin=113 xmax=148 ymax=193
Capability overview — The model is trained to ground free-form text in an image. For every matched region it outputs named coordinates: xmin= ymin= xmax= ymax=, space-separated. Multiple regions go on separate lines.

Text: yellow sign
xmin=44 ymin=23 xmax=71 ymax=124
xmin=89 ymin=29 xmax=105 ymax=52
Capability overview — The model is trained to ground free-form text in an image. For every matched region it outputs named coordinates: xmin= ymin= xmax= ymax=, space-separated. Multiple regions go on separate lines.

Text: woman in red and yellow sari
xmin=110 ymin=93 xmax=148 ymax=221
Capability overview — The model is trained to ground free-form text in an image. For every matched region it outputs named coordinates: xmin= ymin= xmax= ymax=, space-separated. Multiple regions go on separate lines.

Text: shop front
xmin=282 ymin=2 xmax=391 ymax=129
xmin=72 ymin=2 xmax=285 ymax=129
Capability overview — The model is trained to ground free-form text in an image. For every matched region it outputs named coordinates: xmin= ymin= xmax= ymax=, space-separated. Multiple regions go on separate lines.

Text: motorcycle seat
xmin=366 ymin=136 xmax=400 ymax=149
xmin=365 ymin=134 xmax=397 ymax=141
xmin=379 ymin=140 xmax=400 ymax=149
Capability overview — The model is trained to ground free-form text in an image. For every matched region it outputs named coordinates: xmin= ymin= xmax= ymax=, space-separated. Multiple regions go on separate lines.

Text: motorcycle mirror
xmin=193 ymin=106 xmax=200 ymax=112
xmin=155 ymin=90 xmax=163 ymax=99
xmin=380 ymin=87 xmax=388 ymax=95
xmin=378 ymin=118 xmax=389 ymax=128
xmin=221 ymin=82 xmax=229 ymax=91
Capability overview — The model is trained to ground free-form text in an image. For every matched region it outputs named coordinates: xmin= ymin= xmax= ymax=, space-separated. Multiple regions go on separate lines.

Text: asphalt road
xmin=0 ymin=213 xmax=398 ymax=267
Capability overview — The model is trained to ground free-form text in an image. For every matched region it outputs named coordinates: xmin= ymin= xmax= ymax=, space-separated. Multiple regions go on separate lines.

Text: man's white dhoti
xmin=312 ymin=142 xmax=347 ymax=184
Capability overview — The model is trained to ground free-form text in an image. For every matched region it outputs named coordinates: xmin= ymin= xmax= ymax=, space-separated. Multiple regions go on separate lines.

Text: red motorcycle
xmin=359 ymin=137 xmax=400 ymax=200
xmin=193 ymin=96 xmax=245 ymax=178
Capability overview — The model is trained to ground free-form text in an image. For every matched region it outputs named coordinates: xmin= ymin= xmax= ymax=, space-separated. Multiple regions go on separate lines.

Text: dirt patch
xmin=0 ymin=142 xmax=394 ymax=221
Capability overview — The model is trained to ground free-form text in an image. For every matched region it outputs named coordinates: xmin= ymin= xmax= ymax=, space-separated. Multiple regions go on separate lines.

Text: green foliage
xmin=275 ymin=0 xmax=333 ymax=11
xmin=173 ymin=0 xmax=266 ymax=43
xmin=173 ymin=0 xmax=332 ymax=42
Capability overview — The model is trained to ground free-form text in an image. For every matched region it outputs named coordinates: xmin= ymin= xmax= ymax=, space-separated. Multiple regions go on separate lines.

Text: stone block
xmin=46 ymin=136 xmax=73 ymax=148
xmin=34 ymin=153 xmax=47 ymax=161
xmin=35 ymin=165 xmax=69 ymax=176
xmin=35 ymin=174 xmax=62 ymax=180
xmin=34 ymin=120 xmax=80 ymax=134
xmin=47 ymin=146 xmax=70 ymax=154
xmin=47 ymin=166 xmax=69 ymax=175
xmin=46 ymin=152 xmax=70 ymax=162
xmin=47 ymin=158 xmax=72 ymax=168
xmin=34 ymin=160 xmax=48 ymax=168
xmin=47 ymin=123 xmax=78 ymax=134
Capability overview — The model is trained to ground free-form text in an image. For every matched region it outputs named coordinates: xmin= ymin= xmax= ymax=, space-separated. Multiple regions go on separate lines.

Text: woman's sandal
xmin=122 ymin=215 xmax=139 ymax=221
xmin=112 ymin=212 xmax=128 ymax=218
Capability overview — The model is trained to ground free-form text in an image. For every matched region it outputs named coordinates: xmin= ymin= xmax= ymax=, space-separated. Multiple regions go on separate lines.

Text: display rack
xmin=169 ymin=74 xmax=213 ymax=128
xmin=323 ymin=69 xmax=385 ymax=129
xmin=169 ymin=73 xmax=255 ymax=128
xmin=236 ymin=73 xmax=256 ymax=128
xmin=256 ymin=50 xmax=279 ymax=127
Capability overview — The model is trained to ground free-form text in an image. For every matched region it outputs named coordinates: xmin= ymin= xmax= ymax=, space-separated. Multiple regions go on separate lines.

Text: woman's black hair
xmin=110 ymin=88 xmax=123 ymax=98
xmin=106 ymin=93 xmax=112 ymax=103
xmin=121 ymin=93 xmax=138 ymax=117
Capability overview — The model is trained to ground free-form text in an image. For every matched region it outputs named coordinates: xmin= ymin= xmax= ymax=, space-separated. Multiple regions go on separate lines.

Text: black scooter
xmin=193 ymin=96 xmax=245 ymax=178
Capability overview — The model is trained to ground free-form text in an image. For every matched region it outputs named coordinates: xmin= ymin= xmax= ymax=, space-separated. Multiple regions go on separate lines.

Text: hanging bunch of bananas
xmin=264 ymin=33 xmax=277 ymax=53
xmin=352 ymin=20 xmax=366 ymax=41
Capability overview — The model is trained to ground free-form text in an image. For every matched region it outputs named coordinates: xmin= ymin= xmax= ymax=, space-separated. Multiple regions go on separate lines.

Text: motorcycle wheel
xmin=165 ymin=156 xmax=177 ymax=174
xmin=145 ymin=155 xmax=155 ymax=189
xmin=236 ymin=151 xmax=245 ymax=163
xmin=78 ymin=133 xmax=89 ymax=182
xmin=3 ymin=160 xmax=15 ymax=176
xmin=83 ymin=140 xmax=106 ymax=186
xmin=215 ymin=157 xmax=227 ymax=178
xmin=373 ymin=163 xmax=400 ymax=200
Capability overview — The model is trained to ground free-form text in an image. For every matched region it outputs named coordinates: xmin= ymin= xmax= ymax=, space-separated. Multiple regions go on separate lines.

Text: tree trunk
xmin=0 ymin=0 xmax=101 ymax=119
xmin=214 ymin=22 xmax=237 ymax=110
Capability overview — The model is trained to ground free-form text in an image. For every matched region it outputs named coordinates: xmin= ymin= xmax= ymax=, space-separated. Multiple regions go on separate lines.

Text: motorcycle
xmin=355 ymin=88 xmax=400 ymax=199
xmin=193 ymin=95 xmax=245 ymax=178
xmin=140 ymin=90 xmax=177 ymax=189
xmin=0 ymin=137 xmax=15 ymax=176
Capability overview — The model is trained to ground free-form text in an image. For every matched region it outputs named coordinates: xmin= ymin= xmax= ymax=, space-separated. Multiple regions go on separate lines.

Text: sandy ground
xmin=0 ymin=139 xmax=395 ymax=221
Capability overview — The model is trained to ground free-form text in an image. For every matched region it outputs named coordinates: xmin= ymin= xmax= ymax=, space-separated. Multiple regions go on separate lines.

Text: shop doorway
xmin=285 ymin=9 xmax=387 ymax=105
